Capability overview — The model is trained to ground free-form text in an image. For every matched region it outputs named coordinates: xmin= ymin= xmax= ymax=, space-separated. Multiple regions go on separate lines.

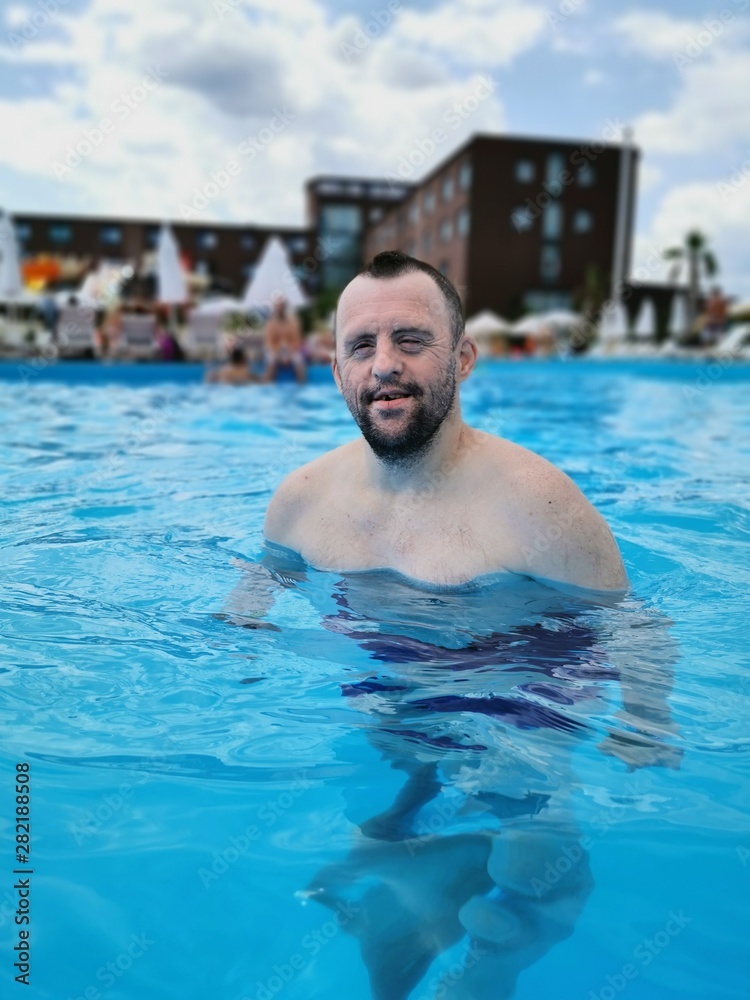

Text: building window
xmin=145 ymin=226 xmax=160 ymax=249
xmin=441 ymin=175 xmax=454 ymax=202
xmin=320 ymin=204 xmax=361 ymax=232
xmin=524 ymin=289 xmax=573 ymax=312
xmin=459 ymin=161 xmax=472 ymax=191
xmin=324 ymin=262 xmax=358 ymax=288
xmin=439 ymin=260 xmax=449 ymax=277
xmin=540 ymin=245 xmax=561 ymax=283
xmin=423 ymin=190 xmax=435 ymax=214
xmin=577 ymin=164 xmax=596 ymax=187
xmin=195 ymin=260 xmax=211 ymax=275
xmin=439 ymin=218 xmax=453 ymax=243
xmin=316 ymin=181 xmax=344 ymax=195
xmin=48 ymin=224 xmax=73 ymax=243
xmin=369 ymin=207 xmax=384 ymax=224
xmin=15 ymin=223 xmax=32 ymax=242
xmin=457 ymin=208 xmax=470 ymax=238
xmin=422 ymin=230 xmax=432 ymax=252
xmin=545 ymin=153 xmax=566 ymax=196
xmin=511 ymin=206 xmax=534 ymax=232
xmin=542 ymin=203 xmax=563 ymax=240
xmin=242 ymin=263 xmax=256 ymax=279
xmin=286 ymin=236 xmax=308 ymax=254
xmin=407 ymin=202 xmax=419 ymax=225
xmin=573 ymin=210 xmax=593 ymax=233
xmin=406 ymin=242 xmax=416 ymax=256
xmin=515 ymin=160 xmax=535 ymax=183
xmin=241 ymin=234 xmax=256 ymax=251
xmin=99 ymin=225 xmax=122 ymax=246
xmin=196 ymin=230 xmax=217 ymax=250
xmin=368 ymin=183 xmax=406 ymax=199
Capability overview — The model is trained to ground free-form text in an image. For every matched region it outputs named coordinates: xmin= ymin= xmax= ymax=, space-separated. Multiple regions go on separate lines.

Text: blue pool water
xmin=1 ymin=360 xmax=748 ymax=1000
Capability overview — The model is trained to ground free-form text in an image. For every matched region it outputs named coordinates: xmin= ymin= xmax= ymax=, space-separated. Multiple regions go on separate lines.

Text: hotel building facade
xmin=10 ymin=131 xmax=638 ymax=317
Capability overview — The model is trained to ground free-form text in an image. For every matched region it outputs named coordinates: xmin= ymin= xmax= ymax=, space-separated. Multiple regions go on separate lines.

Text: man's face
xmin=333 ymin=272 xmax=469 ymax=465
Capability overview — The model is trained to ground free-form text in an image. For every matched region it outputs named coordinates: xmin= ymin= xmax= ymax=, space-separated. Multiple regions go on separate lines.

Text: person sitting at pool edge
xmin=264 ymin=251 xmax=628 ymax=593
xmin=262 ymin=296 xmax=307 ymax=384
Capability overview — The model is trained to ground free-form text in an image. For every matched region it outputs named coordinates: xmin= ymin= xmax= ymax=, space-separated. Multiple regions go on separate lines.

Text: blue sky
xmin=1 ymin=0 xmax=749 ymax=295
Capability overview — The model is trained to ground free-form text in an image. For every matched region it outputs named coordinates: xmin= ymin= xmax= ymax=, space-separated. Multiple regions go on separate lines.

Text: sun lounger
xmin=714 ymin=324 xmax=750 ymax=359
xmin=116 ymin=314 xmax=158 ymax=360
xmin=56 ymin=305 xmax=98 ymax=357
xmin=182 ymin=314 xmax=224 ymax=360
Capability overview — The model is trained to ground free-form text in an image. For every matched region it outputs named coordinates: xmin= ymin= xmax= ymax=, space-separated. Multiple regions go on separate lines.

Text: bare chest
xmin=297 ymin=492 xmax=521 ymax=586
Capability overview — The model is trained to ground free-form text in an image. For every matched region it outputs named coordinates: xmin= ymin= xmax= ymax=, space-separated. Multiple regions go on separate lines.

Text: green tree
xmin=663 ymin=230 xmax=718 ymax=328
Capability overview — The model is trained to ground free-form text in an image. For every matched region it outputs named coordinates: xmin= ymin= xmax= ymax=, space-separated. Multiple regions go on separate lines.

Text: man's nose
xmin=371 ymin=339 xmax=403 ymax=380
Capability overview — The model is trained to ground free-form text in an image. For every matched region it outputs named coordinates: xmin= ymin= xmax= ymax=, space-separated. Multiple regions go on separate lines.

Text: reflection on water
xmin=226 ymin=547 xmax=682 ymax=1000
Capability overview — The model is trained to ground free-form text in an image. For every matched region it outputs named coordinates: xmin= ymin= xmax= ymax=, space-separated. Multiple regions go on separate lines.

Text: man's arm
xmin=263 ymin=465 xmax=311 ymax=553
xmin=510 ymin=459 xmax=628 ymax=593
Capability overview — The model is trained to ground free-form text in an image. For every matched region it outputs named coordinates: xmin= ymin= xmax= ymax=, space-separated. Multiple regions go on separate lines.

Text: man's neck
xmin=361 ymin=408 xmax=474 ymax=494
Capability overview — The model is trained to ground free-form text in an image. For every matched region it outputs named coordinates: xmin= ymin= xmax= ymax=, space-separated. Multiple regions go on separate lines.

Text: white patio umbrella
xmin=464 ymin=310 xmax=512 ymax=338
xmin=537 ymin=309 xmax=585 ymax=329
xmin=193 ymin=296 xmax=244 ymax=316
xmin=512 ymin=315 xmax=553 ymax=337
xmin=242 ymin=236 xmax=307 ymax=312
xmin=598 ymin=299 xmax=630 ymax=341
xmin=0 ymin=212 xmax=23 ymax=300
xmin=634 ymin=298 xmax=657 ymax=340
xmin=668 ymin=292 xmax=689 ymax=339
xmin=156 ymin=225 xmax=187 ymax=304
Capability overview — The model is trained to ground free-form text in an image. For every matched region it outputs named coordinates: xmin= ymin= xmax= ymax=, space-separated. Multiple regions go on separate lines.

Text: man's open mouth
xmin=372 ymin=391 xmax=410 ymax=401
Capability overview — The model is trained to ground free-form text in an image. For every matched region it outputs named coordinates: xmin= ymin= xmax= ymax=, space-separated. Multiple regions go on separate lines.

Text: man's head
xmin=334 ymin=251 xmax=464 ymax=348
xmin=333 ymin=251 xmax=476 ymax=466
xmin=271 ymin=295 xmax=288 ymax=319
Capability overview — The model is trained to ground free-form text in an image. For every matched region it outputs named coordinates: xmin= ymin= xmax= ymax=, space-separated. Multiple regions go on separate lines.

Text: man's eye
xmin=400 ymin=338 xmax=421 ymax=348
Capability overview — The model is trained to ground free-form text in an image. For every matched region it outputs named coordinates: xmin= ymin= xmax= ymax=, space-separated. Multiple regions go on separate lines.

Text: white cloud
xmin=638 ymin=161 xmax=663 ymax=193
xmin=4 ymin=5 xmax=32 ymax=28
xmin=0 ymin=0 xmax=538 ymax=223
xmin=633 ymin=173 xmax=750 ymax=298
xmin=582 ymin=68 xmax=608 ymax=86
xmin=396 ymin=0 xmax=547 ymax=66
xmin=632 ymin=49 xmax=750 ymax=155
xmin=613 ymin=11 xmax=713 ymax=59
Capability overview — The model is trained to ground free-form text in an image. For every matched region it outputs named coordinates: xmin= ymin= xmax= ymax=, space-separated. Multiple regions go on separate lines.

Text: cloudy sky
xmin=1 ymin=0 xmax=749 ymax=295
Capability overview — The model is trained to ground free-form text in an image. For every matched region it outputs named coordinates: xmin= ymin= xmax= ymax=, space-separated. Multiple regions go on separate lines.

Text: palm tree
xmin=663 ymin=230 xmax=718 ymax=328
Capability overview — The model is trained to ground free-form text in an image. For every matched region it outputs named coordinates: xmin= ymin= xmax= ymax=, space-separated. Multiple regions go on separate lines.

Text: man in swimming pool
xmin=264 ymin=251 xmax=628 ymax=593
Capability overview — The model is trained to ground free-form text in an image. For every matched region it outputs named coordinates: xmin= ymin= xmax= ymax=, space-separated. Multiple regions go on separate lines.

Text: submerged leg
xmin=307 ymin=832 xmax=494 ymax=1000
xmin=441 ymin=821 xmax=594 ymax=999
xmin=359 ymin=762 xmax=442 ymax=842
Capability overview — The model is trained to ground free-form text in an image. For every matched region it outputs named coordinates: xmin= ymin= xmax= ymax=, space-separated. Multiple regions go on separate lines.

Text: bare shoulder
xmin=483 ymin=435 xmax=628 ymax=593
xmin=263 ymin=440 xmax=357 ymax=550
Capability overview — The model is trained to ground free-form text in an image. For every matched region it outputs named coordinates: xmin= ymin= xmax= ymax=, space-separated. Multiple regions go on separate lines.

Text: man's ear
xmin=332 ymin=355 xmax=342 ymax=391
xmin=457 ymin=335 xmax=478 ymax=382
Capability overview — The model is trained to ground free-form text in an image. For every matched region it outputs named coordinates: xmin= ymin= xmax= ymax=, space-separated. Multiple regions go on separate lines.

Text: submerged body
xmin=224 ymin=555 xmax=679 ymax=1000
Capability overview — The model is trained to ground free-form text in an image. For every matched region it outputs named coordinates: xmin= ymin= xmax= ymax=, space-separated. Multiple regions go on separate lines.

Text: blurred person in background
xmin=702 ymin=286 xmax=728 ymax=346
xmin=262 ymin=296 xmax=307 ymax=384
xmin=205 ymin=344 xmax=258 ymax=385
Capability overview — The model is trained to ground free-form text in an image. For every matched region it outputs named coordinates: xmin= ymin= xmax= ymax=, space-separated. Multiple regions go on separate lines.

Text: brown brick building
xmin=12 ymin=215 xmax=313 ymax=296
xmin=362 ymin=132 xmax=639 ymax=318
xmin=10 ymin=130 xmax=638 ymax=316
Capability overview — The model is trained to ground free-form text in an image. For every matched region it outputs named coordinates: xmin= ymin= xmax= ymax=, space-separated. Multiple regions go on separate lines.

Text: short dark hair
xmin=229 ymin=345 xmax=246 ymax=365
xmin=338 ymin=251 xmax=465 ymax=348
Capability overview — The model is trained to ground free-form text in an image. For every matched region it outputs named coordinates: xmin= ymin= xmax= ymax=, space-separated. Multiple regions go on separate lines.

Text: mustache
xmin=361 ymin=381 xmax=424 ymax=405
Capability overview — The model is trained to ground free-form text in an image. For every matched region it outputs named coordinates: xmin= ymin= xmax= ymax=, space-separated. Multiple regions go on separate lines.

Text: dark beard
xmin=342 ymin=356 xmax=458 ymax=466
